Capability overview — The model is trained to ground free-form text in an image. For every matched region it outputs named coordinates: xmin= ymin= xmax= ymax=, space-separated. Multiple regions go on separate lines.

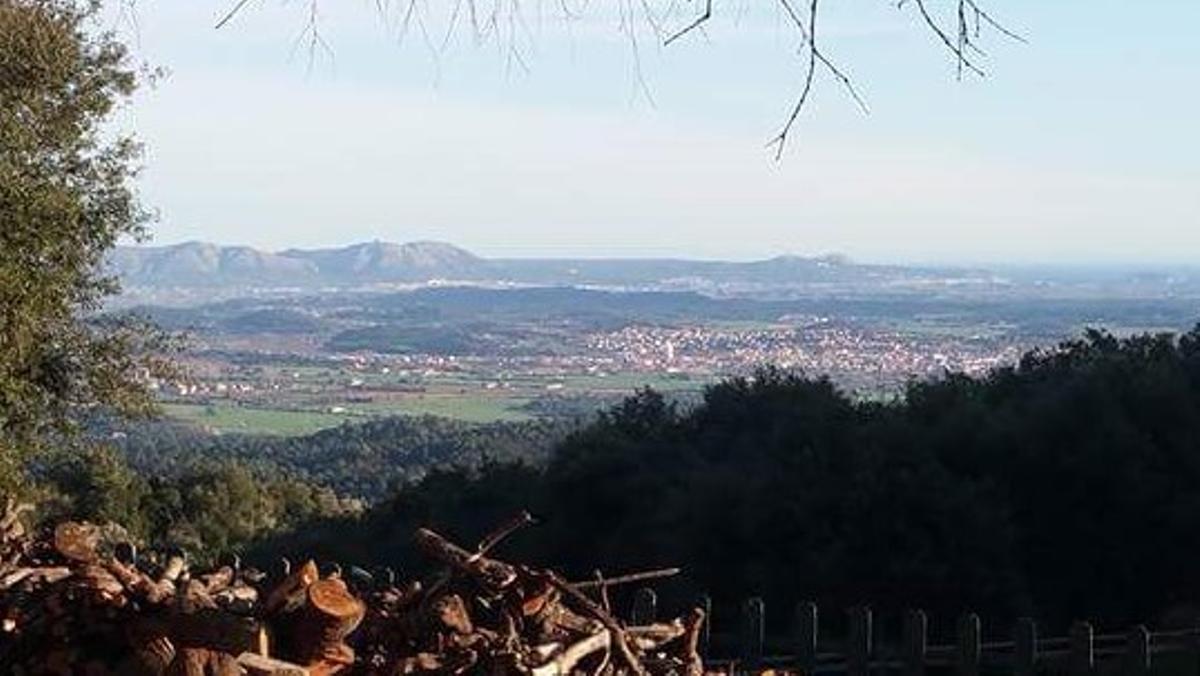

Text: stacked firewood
xmin=1 ymin=504 xmax=706 ymax=676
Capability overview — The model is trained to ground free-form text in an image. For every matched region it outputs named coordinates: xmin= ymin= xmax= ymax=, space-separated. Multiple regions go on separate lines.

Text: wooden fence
xmin=626 ymin=590 xmax=1200 ymax=676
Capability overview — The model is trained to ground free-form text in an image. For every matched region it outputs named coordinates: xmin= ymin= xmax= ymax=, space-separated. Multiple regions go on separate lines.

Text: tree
xmin=269 ymin=327 xmax=1200 ymax=628
xmin=0 ymin=0 xmax=169 ymax=494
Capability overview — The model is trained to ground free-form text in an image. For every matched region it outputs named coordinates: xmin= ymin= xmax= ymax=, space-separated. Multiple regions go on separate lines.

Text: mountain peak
xmin=282 ymin=240 xmax=484 ymax=279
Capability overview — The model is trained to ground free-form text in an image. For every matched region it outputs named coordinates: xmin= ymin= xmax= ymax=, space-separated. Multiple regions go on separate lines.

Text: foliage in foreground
xmin=0 ymin=0 xmax=169 ymax=494
xmin=256 ymin=326 xmax=1200 ymax=633
xmin=114 ymin=415 xmax=574 ymax=501
xmin=35 ymin=446 xmax=360 ymax=563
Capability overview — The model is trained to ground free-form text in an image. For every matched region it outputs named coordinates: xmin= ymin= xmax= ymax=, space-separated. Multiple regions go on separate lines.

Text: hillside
xmin=279 ymin=240 xmax=489 ymax=281
xmin=110 ymin=241 xmax=1200 ymax=309
xmin=108 ymin=239 xmax=993 ymax=295
xmin=109 ymin=240 xmax=488 ymax=288
xmin=112 ymin=414 xmax=573 ymax=501
xmin=108 ymin=241 xmax=322 ymax=287
xmin=252 ymin=325 xmax=1200 ymax=631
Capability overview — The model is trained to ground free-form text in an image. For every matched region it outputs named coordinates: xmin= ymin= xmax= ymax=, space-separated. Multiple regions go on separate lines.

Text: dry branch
xmin=0 ymin=504 xmax=703 ymax=676
xmin=208 ymin=0 xmax=1021 ymax=157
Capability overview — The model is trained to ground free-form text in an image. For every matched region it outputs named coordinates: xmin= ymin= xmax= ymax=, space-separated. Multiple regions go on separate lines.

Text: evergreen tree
xmin=0 ymin=0 xmax=169 ymax=493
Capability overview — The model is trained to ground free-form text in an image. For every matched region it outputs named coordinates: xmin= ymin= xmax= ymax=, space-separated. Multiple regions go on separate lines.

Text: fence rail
xmin=626 ymin=591 xmax=1200 ymax=676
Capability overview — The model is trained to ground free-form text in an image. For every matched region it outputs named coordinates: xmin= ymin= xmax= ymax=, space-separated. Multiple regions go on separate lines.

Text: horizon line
xmin=120 ymin=237 xmax=1200 ymax=270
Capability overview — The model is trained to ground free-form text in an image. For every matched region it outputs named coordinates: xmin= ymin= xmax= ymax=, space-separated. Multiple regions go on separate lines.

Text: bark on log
xmin=431 ymin=593 xmax=474 ymax=635
xmin=679 ymin=607 xmax=706 ymax=676
xmin=0 ymin=512 xmax=702 ymax=676
xmin=237 ymin=651 xmax=311 ymax=676
xmin=0 ymin=565 xmax=70 ymax=590
xmin=414 ymin=528 xmax=517 ymax=590
xmin=265 ymin=560 xmax=320 ymax=615
xmin=288 ymin=578 xmax=365 ymax=676
xmin=53 ymin=521 xmax=100 ymax=563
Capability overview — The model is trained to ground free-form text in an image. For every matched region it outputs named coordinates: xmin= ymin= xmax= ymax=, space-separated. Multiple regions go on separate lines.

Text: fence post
xmin=793 ymin=601 xmax=818 ymax=675
xmin=903 ymin=609 xmax=928 ymax=676
xmin=632 ymin=588 xmax=657 ymax=626
xmin=1122 ymin=625 xmax=1150 ymax=676
xmin=1014 ymin=618 xmax=1038 ymax=676
xmin=697 ymin=594 xmax=713 ymax=658
xmin=959 ymin=613 xmax=981 ymax=676
xmin=849 ymin=606 xmax=873 ymax=676
xmin=742 ymin=597 xmax=766 ymax=671
xmin=1192 ymin=618 xmax=1200 ymax=676
xmin=1070 ymin=621 xmax=1094 ymax=676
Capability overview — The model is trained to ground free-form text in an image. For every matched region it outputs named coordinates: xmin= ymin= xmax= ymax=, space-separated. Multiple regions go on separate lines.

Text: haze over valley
xmin=108 ymin=239 xmax=1200 ymax=441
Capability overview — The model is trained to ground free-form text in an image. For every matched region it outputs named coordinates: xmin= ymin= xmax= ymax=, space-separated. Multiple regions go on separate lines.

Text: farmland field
xmin=161 ymin=403 xmax=355 ymax=436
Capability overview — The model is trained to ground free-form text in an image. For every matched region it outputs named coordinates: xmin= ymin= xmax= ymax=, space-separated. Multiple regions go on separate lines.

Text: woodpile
xmin=1 ymin=504 xmax=706 ymax=676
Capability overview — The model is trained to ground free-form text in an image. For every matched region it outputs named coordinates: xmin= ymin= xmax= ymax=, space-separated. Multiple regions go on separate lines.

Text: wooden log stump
xmin=265 ymin=560 xmax=320 ymax=615
xmin=53 ymin=521 xmax=100 ymax=563
xmin=289 ymin=578 xmax=366 ymax=676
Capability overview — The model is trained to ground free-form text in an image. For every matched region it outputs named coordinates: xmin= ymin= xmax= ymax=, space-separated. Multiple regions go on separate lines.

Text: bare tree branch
xmin=767 ymin=0 xmax=818 ymax=159
xmin=663 ymin=0 xmax=710 ymax=46
xmin=211 ymin=0 xmax=1024 ymax=157
xmin=215 ymin=0 xmax=256 ymax=29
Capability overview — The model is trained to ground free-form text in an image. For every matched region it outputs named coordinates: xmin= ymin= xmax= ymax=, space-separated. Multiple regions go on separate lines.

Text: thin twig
xmin=593 ymin=569 xmax=612 ymax=614
xmin=214 ymin=0 xmax=256 ymax=29
xmin=768 ymin=0 xmax=819 ymax=159
xmin=570 ymin=567 xmax=682 ymax=589
xmin=663 ymin=0 xmax=711 ymax=46
xmin=476 ymin=510 xmax=535 ymax=557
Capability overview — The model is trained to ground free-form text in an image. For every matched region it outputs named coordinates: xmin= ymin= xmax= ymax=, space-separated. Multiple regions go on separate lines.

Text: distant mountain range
xmin=108 ymin=240 xmax=1200 ymax=305
xmin=108 ymin=241 xmax=484 ymax=287
xmin=108 ymin=240 xmax=984 ymax=294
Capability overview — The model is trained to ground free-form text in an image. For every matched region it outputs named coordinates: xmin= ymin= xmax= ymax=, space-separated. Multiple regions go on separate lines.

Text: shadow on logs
xmin=0 ymin=504 xmax=705 ymax=676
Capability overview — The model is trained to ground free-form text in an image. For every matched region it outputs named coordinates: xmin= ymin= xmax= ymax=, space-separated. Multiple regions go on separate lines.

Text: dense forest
xmin=36 ymin=324 xmax=1200 ymax=639
xmin=31 ymin=446 xmax=360 ymax=564
xmin=8 ymin=0 xmax=1200 ymax=667
xmin=110 ymin=416 xmax=572 ymax=501
xmin=243 ymin=325 xmax=1200 ymax=638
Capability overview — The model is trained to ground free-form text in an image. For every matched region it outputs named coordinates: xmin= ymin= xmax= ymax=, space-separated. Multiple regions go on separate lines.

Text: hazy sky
xmin=116 ymin=1 xmax=1199 ymax=263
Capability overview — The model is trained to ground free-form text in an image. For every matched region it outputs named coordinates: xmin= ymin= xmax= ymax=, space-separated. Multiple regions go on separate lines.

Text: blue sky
xmin=116 ymin=1 xmax=1199 ymax=263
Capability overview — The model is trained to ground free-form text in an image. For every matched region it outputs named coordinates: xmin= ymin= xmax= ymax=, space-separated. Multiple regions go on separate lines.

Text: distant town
xmin=110 ymin=241 xmax=1200 ymax=435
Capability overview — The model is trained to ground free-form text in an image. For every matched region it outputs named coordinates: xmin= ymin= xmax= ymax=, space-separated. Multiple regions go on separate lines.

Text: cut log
xmin=167 ymin=647 xmax=242 ymax=676
xmin=430 ymin=593 xmax=474 ymax=635
xmin=161 ymin=555 xmax=188 ymax=584
xmin=108 ymin=559 xmax=177 ymax=605
xmin=0 ymin=566 xmax=70 ymax=590
xmin=214 ymin=584 xmax=259 ymax=613
xmin=74 ymin=563 xmax=127 ymax=602
xmin=307 ymin=578 xmax=367 ymax=629
xmin=200 ymin=566 xmax=235 ymax=592
xmin=0 ymin=499 xmax=33 ymax=540
xmin=237 ymin=652 xmax=310 ymax=676
xmin=519 ymin=578 xmax=557 ymax=617
xmin=679 ymin=607 xmax=706 ymax=676
xmin=414 ymin=528 xmax=517 ymax=590
xmin=287 ymin=578 xmax=366 ymax=675
xmin=0 ymin=510 xmax=705 ymax=676
xmin=627 ymin=621 xmax=688 ymax=650
xmin=131 ymin=634 xmax=177 ymax=673
xmin=170 ymin=608 xmax=263 ymax=656
xmin=53 ymin=521 xmax=100 ymax=563
xmin=264 ymin=559 xmax=320 ymax=615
